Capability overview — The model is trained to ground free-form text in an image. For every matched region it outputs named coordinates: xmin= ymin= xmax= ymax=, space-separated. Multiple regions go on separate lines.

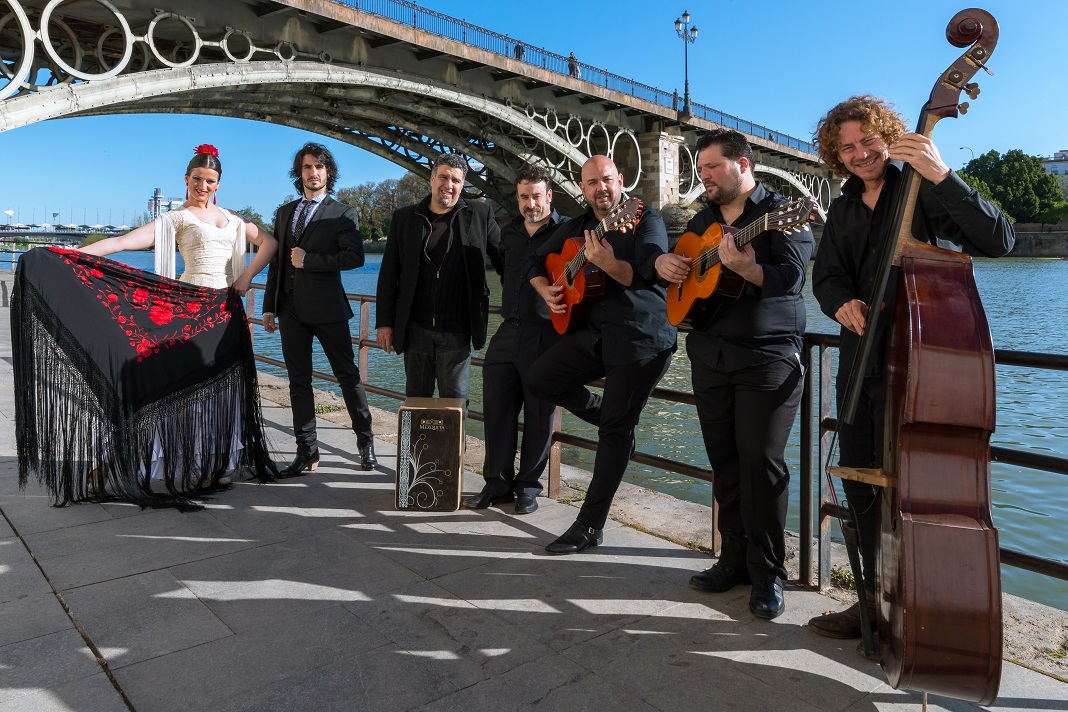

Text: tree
xmin=957 ymin=171 xmax=1009 ymax=220
xmin=335 ymin=182 xmax=378 ymax=237
xmin=232 ymin=205 xmax=271 ymax=235
xmin=962 ymin=150 xmax=1065 ymax=223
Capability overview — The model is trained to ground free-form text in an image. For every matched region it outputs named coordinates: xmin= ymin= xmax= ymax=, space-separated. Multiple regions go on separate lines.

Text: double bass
xmin=831 ymin=8 xmax=1003 ymax=705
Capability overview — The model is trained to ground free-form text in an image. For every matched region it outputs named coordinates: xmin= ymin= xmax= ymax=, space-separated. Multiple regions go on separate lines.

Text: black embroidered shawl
xmin=12 ymin=247 xmax=275 ymax=508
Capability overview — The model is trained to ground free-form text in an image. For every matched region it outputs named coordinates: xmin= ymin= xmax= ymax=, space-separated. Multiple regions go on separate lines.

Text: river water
xmin=103 ymin=250 xmax=1068 ymax=611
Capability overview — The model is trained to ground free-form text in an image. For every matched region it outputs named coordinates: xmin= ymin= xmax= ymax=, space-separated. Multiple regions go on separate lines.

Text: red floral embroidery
xmin=60 ymin=251 xmax=237 ymax=361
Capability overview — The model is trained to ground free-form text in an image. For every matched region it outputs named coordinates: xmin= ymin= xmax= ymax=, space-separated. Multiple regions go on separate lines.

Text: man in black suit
xmin=263 ymin=142 xmax=376 ymax=476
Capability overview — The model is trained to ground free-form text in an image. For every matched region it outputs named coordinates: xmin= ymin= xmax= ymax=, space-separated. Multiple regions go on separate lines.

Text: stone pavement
xmin=1 ymin=272 xmax=1066 ymax=711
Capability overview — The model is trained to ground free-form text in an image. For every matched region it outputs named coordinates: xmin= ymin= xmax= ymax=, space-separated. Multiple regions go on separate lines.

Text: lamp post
xmin=960 ymin=146 xmax=975 ymax=164
xmin=674 ymin=11 xmax=698 ymax=116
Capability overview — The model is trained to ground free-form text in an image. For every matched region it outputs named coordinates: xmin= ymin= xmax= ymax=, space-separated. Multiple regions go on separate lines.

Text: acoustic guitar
xmin=666 ymin=197 xmax=817 ymax=330
xmin=544 ymin=197 xmax=643 ymax=335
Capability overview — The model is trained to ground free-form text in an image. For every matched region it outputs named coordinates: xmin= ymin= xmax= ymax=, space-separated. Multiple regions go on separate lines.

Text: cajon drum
xmin=396 ymin=398 xmax=466 ymax=511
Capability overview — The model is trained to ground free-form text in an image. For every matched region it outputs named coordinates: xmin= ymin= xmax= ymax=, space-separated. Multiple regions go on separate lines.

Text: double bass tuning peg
xmin=958 ymin=102 xmax=970 ymax=115
xmin=965 ymin=82 xmax=980 ymax=100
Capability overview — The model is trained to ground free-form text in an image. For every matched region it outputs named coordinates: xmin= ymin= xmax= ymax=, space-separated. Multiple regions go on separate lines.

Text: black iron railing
xmin=243 ymin=283 xmax=1068 ymax=591
xmin=324 ymin=0 xmax=815 ymax=154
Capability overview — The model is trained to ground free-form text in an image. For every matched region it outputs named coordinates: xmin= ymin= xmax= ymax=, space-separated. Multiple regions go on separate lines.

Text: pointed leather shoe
xmin=514 ymin=493 xmax=538 ymax=515
xmin=689 ymin=562 xmax=751 ymax=593
xmin=359 ymin=442 xmax=378 ymax=471
xmin=462 ymin=489 xmax=515 ymax=509
xmin=809 ymin=589 xmax=877 ymax=639
xmin=545 ymin=521 xmax=602 ymax=555
xmin=279 ymin=450 xmax=319 ymax=479
xmin=749 ymin=580 xmax=785 ymax=619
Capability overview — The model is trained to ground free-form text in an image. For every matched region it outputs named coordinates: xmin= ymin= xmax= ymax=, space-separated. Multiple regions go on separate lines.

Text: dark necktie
xmin=293 ymin=199 xmax=312 ymax=243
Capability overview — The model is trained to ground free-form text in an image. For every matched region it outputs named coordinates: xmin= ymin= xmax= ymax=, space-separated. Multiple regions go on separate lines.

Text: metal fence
xmin=325 ymin=0 xmax=816 ymax=154
xmin=244 ymin=283 xmax=1068 ymax=593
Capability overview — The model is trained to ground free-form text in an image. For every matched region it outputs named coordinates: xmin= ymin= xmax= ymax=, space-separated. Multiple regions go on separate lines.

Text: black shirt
xmin=527 ymin=204 xmax=676 ymax=365
xmin=812 ymin=165 xmax=1015 ymax=379
xmin=412 ymin=208 xmax=469 ymax=332
xmin=499 ymin=210 xmax=560 ymax=325
xmin=683 ymin=183 xmax=815 ymax=370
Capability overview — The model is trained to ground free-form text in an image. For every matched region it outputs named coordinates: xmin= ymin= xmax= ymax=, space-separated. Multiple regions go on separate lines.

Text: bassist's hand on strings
xmin=835 ymin=298 xmax=869 ymax=335
xmin=888 ymin=133 xmax=951 ymax=184
xmin=655 ymin=253 xmax=692 ymax=284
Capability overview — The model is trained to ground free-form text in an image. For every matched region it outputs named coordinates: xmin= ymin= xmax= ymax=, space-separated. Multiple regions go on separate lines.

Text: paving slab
xmin=0 ymin=591 xmax=71 ymax=648
xmin=0 ymin=629 xmax=100 ymax=706
xmin=0 ymin=672 xmax=126 ymax=712
xmin=60 ymin=568 xmax=234 ymax=669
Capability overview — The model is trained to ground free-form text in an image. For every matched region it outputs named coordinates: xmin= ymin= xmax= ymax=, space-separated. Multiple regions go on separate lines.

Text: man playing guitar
xmin=655 ymin=129 xmax=814 ymax=619
xmin=527 ymin=155 xmax=676 ymax=554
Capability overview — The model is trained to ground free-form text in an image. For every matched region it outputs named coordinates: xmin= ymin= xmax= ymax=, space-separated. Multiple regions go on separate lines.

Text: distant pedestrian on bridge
xmin=514 ymin=42 xmax=524 ymax=61
xmin=567 ymin=52 xmax=580 ymax=79
xmin=375 ymin=153 xmax=501 ymax=400
xmin=262 ymin=142 xmax=378 ymax=477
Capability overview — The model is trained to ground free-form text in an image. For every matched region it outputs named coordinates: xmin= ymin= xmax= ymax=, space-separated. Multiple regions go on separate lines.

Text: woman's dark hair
xmin=290 ymin=142 xmax=339 ymax=194
xmin=185 ymin=146 xmax=222 ymax=179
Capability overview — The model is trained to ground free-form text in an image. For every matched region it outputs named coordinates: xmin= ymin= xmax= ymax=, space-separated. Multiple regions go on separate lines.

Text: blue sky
xmin=1 ymin=0 xmax=1062 ymax=225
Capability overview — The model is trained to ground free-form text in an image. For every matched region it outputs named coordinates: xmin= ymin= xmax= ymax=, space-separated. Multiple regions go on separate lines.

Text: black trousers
xmin=529 ymin=331 xmax=673 ymax=529
xmin=481 ymin=323 xmax=558 ymax=497
xmin=689 ymin=337 xmax=804 ymax=584
xmin=836 ymin=375 xmax=886 ymax=591
xmin=278 ymin=296 xmax=373 ymax=454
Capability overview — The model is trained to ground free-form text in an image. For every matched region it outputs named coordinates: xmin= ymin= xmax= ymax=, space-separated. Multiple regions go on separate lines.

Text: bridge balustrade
xmin=241 ymin=282 xmax=1068 ymax=594
xmin=327 ymin=0 xmax=815 ymax=154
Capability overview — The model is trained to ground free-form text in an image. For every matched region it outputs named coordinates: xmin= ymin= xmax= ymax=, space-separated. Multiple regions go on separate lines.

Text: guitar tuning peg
xmin=965 ymin=82 xmax=980 ymax=100
xmin=958 ymin=102 xmax=970 ymax=115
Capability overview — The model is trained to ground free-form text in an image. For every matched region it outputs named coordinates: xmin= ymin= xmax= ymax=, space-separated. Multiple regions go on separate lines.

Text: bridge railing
xmin=328 ymin=0 xmax=815 ymax=154
xmin=243 ymin=283 xmax=1068 ymax=593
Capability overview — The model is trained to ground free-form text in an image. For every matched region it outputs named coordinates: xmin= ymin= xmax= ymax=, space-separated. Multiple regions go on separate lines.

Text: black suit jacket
xmin=264 ymin=195 xmax=364 ymax=324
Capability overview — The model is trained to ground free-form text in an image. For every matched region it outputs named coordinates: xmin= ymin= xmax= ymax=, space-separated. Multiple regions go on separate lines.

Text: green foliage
xmin=1033 ymin=203 xmax=1068 ymax=225
xmin=336 ymin=172 xmax=427 ymax=238
xmin=957 ymin=171 xmax=1010 ymax=221
xmin=232 ymin=205 xmax=271 ymax=235
xmin=962 ymin=149 xmax=1065 ymax=223
xmin=79 ymin=233 xmax=109 ymax=247
xmin=830 ymin=566 xmax=855 ymax=589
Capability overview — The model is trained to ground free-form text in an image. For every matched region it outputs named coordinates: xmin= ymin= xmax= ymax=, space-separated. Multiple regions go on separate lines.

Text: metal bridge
xmin=0 ymin=0 xmax=834 ymax=218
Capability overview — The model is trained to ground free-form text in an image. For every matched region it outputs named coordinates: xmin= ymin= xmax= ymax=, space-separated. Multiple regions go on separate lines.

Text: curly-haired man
xmin=808 ymin=96 xmax=1014 ymax=643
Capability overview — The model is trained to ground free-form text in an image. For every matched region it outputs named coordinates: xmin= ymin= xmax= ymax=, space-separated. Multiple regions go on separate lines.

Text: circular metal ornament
xmin=40 ymin=0 xmax=133 ymax=80
xmin=0 ymin=1 xmax=35 ymax=99
xmin=220 ymin=28 xmax=254 ymax=63
xmin=146 ymin=11 xmax=202 ymax=68
xmin=274 ymin=41 xmax=296 ymax=62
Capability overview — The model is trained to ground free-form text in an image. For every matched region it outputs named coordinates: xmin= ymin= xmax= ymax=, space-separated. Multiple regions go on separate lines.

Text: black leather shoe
xmin=462 ymin=489 xmax=515 ymax=509
xmin=359 ymin=442 xmax=377 ymax=471
xmin=749 ymin=580 xmax=785 ymax=619
xmin=689 ymin=562 xmax=751 ymax=593
xmin=279 ymin=450 xmax=319 ymax=479
xmin=514 ymin=493 xmax=538 ymax=515
xmin=545 ymin=521 xmax=602 ymax=555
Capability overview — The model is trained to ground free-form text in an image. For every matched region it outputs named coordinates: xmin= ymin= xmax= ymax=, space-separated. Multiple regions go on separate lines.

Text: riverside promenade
xmin=1 ymin=272 xmax=1066 ymax=711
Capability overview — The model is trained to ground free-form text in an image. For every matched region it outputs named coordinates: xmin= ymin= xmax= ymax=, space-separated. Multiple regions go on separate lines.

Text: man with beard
xmin=527 ymin=155 xmax=676 ymax=554
xmin=376 ymin=153 xmax=501 ymax=399
xmin=655 ymin=129 xmax=814 ymax=619
xmin=263 ymin=142 xmax=377 ymax=476
xmin=463 ymin=164 xmax=561 ymax=515
xmin=808 ymin=96 xmax=1013 ymax=642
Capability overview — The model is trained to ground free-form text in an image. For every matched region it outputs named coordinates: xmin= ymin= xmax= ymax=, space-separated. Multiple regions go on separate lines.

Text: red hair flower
xmin=194 ymin=143 xmax=219 ymax=157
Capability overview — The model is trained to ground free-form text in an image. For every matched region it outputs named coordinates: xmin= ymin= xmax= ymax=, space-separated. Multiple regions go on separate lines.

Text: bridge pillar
xmin=629 ymin=132 xmax=685 ymax=210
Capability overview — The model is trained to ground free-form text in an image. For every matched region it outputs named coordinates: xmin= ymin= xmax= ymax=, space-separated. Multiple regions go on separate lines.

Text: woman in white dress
xmin=80 ymin=144 xmax=277 ymax=491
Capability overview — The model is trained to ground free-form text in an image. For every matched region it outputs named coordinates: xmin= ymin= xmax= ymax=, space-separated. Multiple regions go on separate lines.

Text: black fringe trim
xmin=13 ymin=274 xmax=277 ymax=510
